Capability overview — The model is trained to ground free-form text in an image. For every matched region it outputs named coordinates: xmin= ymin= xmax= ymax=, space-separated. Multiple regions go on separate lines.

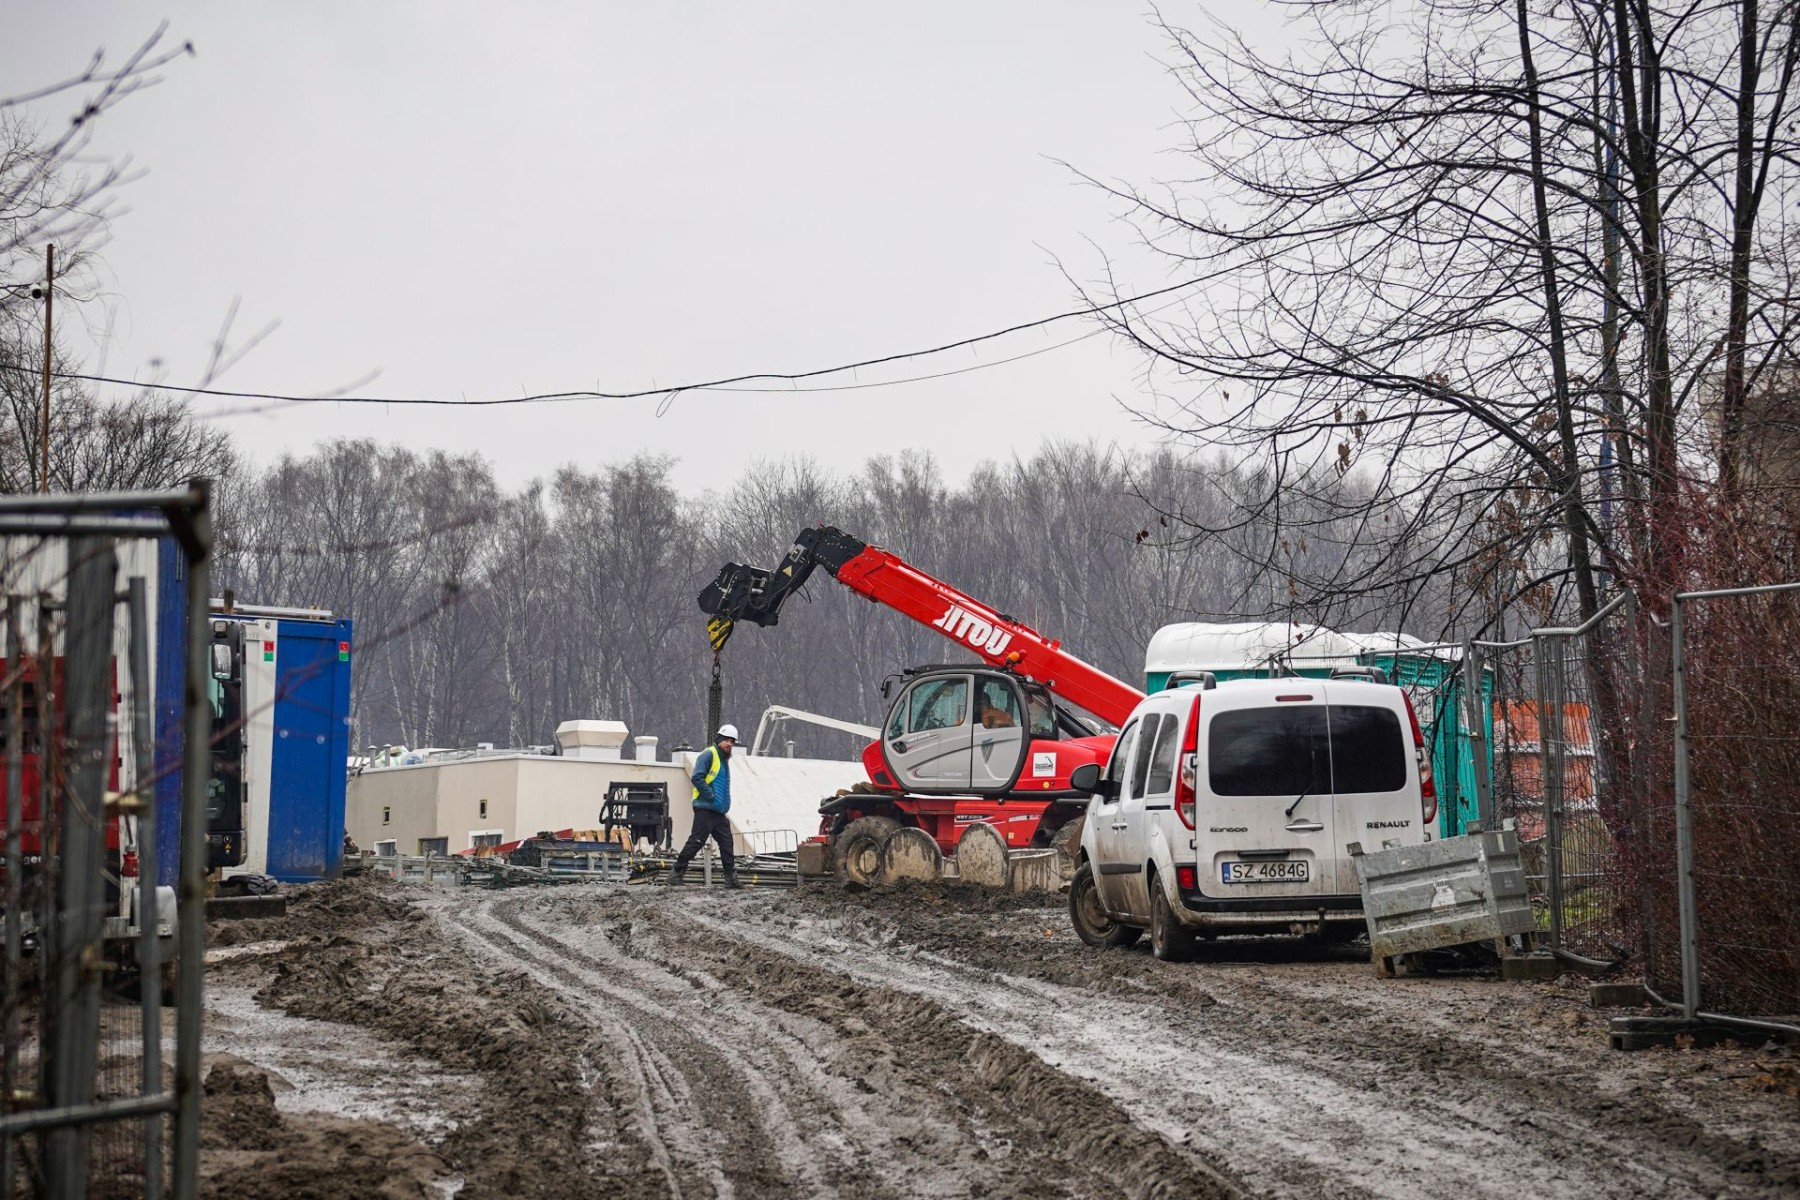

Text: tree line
xmin=214 ymin=439 xmax=1442 ymax=756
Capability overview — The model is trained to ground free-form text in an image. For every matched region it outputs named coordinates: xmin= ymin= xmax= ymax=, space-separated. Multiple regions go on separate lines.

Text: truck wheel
xmin=1068 ymin=864 xmax=1141 ymax=949
xmin=833 ymin=816 xmax=900 ymax=888
xmin=1149 ymin=876 xmax=1196 ymax=963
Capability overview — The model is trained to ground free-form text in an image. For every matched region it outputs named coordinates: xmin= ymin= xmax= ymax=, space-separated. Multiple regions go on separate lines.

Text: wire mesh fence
xmin=1479 ymin=598 xmax=1642 ymax=962
xmin=1664 ymin=583 xmax=1800 ymax=1023
xmin=0 ymin=490 xmax=213 ymax=1200
xmin=1473 ymin=581 xmax=1800 ymax=1030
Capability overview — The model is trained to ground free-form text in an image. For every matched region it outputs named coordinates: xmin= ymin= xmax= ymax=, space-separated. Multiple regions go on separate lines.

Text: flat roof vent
xmin=555 ymin=719 xmax=629 ymax=761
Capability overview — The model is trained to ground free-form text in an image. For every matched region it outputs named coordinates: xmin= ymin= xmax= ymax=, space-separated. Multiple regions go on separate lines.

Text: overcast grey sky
xmin=4 ymin=2 xmax=1228 ymax=493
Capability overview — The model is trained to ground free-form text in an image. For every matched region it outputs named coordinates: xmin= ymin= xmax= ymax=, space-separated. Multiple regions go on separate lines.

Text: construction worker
xmin=666 ymin=724 xmax=741 ymax=887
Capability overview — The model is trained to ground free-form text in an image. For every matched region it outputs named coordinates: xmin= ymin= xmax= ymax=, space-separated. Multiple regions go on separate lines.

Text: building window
xmin=479 ymin=799 xmax=488 ymax=820
xmin=419 ymin=837 xmax=449 ymax=856
xmin=382 ymin=806 xmax=391 ymax=825
xmin=373 ymin=840 xmax=396 ymax=857
xmin=471 ymin=831 xmax=503 ymax=850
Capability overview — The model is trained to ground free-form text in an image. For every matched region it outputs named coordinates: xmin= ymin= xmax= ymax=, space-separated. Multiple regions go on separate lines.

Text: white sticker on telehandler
xmin=1033 ymin=751 xmax=1056 ymax=778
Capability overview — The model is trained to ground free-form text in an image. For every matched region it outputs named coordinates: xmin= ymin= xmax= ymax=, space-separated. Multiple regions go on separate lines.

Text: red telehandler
xmin=698 ymin=525 xmax=1144 ymax=883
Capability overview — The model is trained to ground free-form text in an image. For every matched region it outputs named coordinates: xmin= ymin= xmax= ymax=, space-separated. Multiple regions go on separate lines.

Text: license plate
xmin=1221 ymin=859 xmax=1309 ymax=884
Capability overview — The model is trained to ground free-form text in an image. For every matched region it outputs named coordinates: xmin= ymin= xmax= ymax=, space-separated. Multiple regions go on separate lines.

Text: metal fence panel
xmin=0 ymin=487 xmax=211 ymax=1200
xmin=1481 ymin=597 xmax=1640 ymax=963
xmin=1672 ymin=583 xmax=1800 ymax=1023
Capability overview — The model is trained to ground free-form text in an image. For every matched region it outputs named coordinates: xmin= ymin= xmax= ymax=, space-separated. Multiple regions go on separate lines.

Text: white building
xmin=346 ymin=720 xmax=864 ymax=857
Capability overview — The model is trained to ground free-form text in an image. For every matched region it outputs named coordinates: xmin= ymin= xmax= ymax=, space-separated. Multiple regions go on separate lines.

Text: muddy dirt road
xmin=207 ymin=878 xmax=1798 ymax=1199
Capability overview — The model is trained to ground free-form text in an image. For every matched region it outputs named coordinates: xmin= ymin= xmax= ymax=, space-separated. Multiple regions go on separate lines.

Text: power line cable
xmin=0 ymin=277 xmax=1202 ymax=409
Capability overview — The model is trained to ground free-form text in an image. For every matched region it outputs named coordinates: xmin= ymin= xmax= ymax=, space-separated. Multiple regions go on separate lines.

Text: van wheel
xmin=832 ymin=816 xmax=900 ymax=889
xmin=1150 ymin=877 xmax=1196 ymax=963
xmin=1069 ymin=864 xmax=1141 ymax=949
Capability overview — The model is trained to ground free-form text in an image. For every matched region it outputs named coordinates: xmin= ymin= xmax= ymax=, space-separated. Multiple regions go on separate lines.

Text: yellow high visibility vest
xmin=692 ymin=747 xmax=722 ymax=802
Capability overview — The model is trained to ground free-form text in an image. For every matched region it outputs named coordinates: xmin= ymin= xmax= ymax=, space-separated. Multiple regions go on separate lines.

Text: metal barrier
xmin=739 ymin=828 xmax=799 ymax=862
xmin=0 ymin=487 xmax=214 ymax=1200
xmin=1667 ymin=582 xmax=1800 ymax=1033
xmin=631 ymin=836 xmax=803 ymax=888
xmin=1469 ymin=582 xmax=1800 ymax=1038
xmin=1477 ymin=594 xmax=1640 ymax=961
xmin=361 ymin=848 xmax=641 ymax=887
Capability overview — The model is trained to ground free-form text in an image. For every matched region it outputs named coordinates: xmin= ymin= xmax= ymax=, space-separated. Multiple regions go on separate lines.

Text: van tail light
xmin=1402 ymin=692 xmax=1437 ymax=826
xmin=121 ymin=850 xmax=139 ymax=879
xmin=1175 ymin=864 xmax=1197 ymax=890
xmin=1174 ymin=694 xmax=1202 ymax=829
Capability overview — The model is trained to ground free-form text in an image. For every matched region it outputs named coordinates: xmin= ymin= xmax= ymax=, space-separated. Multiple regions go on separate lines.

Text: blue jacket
xmin=691 ymin=745 xmax=732 ymax=813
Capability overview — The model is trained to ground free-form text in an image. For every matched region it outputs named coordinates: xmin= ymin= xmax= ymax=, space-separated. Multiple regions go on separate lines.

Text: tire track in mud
xmin=491 ymin=899 xmax=951 ymax=1199
xmin=622 ymin=891 xmax=1790 ymax=1200
xmin=487 ymin=889 xmax=1244 ymax=1200
xmin=448 ymin=895 xmax=800 ymax=1199
xmin=249 ymin=882 xmax=666 ymax=1200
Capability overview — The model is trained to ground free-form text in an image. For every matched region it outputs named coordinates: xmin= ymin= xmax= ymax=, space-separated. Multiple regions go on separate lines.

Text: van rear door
xmin=1322 ymin=683 xmax=1420 ymax=890
xmin=1196 ymin=692 xmax=1336 ymax=900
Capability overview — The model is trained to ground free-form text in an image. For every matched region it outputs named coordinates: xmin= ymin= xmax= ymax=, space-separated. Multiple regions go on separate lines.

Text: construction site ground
xmin=193 ymin=876 xmax=1800 ymax=1199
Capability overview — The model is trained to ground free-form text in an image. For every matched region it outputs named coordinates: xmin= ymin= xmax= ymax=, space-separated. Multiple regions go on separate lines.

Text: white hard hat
xmin=717 ymin=724 xmax=740 ymax=741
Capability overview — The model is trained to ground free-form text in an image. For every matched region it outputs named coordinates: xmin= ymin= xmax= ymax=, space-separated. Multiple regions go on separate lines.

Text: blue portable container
xmin=262 ymin=615 xmax=354 ymax=881
xmin=148 ymin=540 xmax=354 ymax=885
xmin=152 ymin=537 xmax=189 ymax=890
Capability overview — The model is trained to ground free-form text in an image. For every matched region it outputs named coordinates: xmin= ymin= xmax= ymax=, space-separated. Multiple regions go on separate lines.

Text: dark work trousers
xmin=673 ymin=807 xmax=735 ymax=874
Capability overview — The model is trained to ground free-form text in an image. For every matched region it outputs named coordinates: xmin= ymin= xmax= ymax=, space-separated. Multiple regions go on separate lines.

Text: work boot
xmin=662 ymin=867 xmax=687 ymax=886
xmin=723 ymin=869 xmax=744 ymax=890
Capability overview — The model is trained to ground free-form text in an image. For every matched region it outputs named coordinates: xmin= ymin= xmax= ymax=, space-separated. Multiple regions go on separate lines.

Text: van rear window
xmin=1208 ymin=708 xmax=1330 ymax=796
xmin=1328 ymin=705 xmax=1406 ymax=793
xmin=1207 ymin=705 xmax=1407 ymax=796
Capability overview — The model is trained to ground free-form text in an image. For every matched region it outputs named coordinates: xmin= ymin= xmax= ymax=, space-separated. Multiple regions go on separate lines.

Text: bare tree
xmin=1 ymin=33 xmax=218 ymax=495
xmin=1081 ymin=2 xmax=1800 ymax=630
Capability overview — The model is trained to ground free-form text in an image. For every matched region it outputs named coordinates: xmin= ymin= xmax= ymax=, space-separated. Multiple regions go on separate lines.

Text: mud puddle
xmin=205 ymin=981 xmax=474 ymax=1135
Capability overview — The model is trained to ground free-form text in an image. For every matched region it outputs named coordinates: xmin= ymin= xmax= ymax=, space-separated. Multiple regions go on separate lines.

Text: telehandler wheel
xmin=1048 ymin=818 xmax=1083 ymax=881
xmin=953 ymin=821 xmax=1011 ymax=888
xmin=877 ymin=827 xmax=942 ymax=885
xmin=1068 ymin=864 xmax=1142 ymax=950
xmin=833 ymin=816 xmax=900 ymax=889
xmin=1149 ymin=878 xmax=1197 ymax=963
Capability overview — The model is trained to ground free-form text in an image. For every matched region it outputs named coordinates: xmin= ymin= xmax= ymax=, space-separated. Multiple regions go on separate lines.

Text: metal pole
xmin=3 ymin=597 xmax=24 ymax=1200
xmin=39 ymin=244 xmax=53 ymax=494
xmin=1463 ymin=640 xmax=1494 ymax=829
xmin=34 ymin=592 xmax=56 ymax=1172
xmin=172 ymin=483 xmax=212 ymax=1200
xmin=1671 ymin=596 xmax=1701 ymax=1019
xmin=1537 ymin=634 xmax=1566 ymax=949
xmin=45 ymin=536 xmax=116 ymax=1200
xmin=127 ymin=577 xmax=163 ymax=1200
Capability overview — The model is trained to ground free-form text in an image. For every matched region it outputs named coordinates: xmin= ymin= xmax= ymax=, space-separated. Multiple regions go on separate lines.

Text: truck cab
xmin=1069 ymin=674 xmax=1436 ymax=960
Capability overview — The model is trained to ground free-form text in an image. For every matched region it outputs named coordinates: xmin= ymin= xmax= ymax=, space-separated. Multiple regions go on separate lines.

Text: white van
xmin=1067 ymin=673 xmax=1436 ymax=960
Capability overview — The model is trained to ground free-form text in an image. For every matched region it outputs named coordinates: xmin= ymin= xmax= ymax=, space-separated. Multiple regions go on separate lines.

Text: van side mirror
xmin=1071 ymin=762 xmax=1115 ymax=798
